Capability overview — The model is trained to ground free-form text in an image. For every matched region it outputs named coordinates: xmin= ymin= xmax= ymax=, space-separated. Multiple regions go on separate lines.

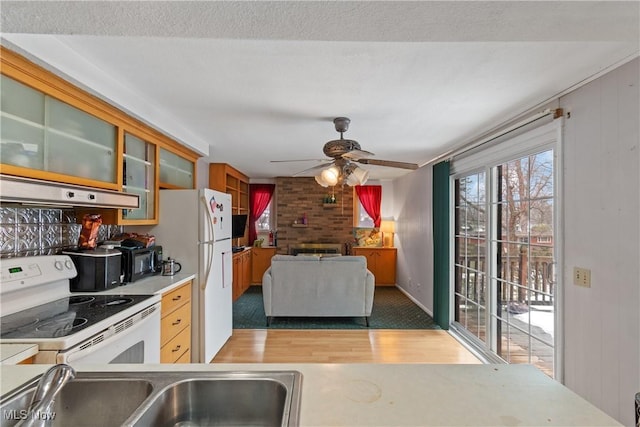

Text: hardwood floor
xmin=212 ymin=329 xmax=481 ymax=364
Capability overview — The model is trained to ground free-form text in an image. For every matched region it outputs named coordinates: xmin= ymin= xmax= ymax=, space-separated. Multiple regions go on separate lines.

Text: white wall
xmin=392 ymin=58 xmax=639 ymax=426
xmin=391 ymin=166 xmax=434 ymax=314
xmin=560 ymin=57 xmax=639 ymax=427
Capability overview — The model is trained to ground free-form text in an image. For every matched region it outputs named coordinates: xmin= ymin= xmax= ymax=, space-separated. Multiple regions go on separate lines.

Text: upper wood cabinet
xmin=159 ymin=147 xmax=195 ymax=189
xmin=209 ymin=163 xmax=250 ymax=246
xmin=121 ymin=132 xmax=158 ymax=222
xmin=1 ymin=74 xmax=119 ymax=187
xmin=0 ymin=46 xmax=200 ymax=223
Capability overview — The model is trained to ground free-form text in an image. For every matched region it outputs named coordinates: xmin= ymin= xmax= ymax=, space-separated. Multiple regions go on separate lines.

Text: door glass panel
xmin=47 ymin=130 xmax=115 ymax=181
xmin=454 ymin=171 xmax=487 ymax=343
xmin=492 ymin=150 xmax=554 ymax=376
xmin=159 ymin=148 xmax=194 ymax=188
xmin=48 ymin=98 xmax=114 ymax=148
xmin=1 ymin=76 xmax=45 ymax=169
xmin=0 ymin=75 xmax=44 ymax=123
xmin=123 ymin=133 xmax=156 ymax=220
xmin=0 ymin=75 xmax=116 ymax=183
xmin=1 ymin=117 xmax=45 ymax=169
xmin=454 ymin=148 xmax=555 ymax=378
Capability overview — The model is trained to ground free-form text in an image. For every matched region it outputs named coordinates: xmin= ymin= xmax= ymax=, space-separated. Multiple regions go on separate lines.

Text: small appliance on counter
xmin=62 ymin=248 xmax=122 ymax=292
xmin=118 ymin=245 xmax=163 ymax=283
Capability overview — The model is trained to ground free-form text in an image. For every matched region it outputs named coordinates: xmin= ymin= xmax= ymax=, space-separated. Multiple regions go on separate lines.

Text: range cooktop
xmin=1 ymin=294 xmax=154 ymax=339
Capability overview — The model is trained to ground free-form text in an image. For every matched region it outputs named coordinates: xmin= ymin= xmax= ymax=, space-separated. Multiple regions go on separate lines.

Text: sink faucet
xmin=16 ymin=364 xmax=76 ymax=427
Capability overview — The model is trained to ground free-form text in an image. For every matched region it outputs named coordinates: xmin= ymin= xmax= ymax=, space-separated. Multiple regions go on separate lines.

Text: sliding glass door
xmin=451 ymin=121 xmax=559 ymax=378
xmin=492 ymin=150 xmax=555 ymax=376
xmin=454 ymin=171 xmax=488 ymax=343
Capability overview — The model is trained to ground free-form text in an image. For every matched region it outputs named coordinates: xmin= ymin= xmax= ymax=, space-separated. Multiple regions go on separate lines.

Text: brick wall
xmin=275 ymin=177 xmax=354 ymax=254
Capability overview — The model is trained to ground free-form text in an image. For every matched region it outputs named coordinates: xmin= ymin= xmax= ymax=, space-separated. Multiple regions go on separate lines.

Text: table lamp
xmin=380 ymin=220 xmax=396 ymax=247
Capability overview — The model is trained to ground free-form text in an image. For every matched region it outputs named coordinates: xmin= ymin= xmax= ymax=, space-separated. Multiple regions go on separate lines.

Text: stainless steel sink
xmin=0 ymin=371 xmax=302 ymax=427
xmin=0 ymin=376 xmax=153 ymax=427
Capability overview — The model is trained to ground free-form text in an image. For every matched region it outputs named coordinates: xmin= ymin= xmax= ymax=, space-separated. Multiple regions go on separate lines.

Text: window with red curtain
xmin=249 ymin=184 xmax=275 ymax=244
xmin=355 ymin=185 xmax=382 ymax=227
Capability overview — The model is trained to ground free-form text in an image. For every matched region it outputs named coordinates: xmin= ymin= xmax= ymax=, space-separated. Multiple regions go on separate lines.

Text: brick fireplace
xmin=275 ymin=177 xmax=354 ymax=254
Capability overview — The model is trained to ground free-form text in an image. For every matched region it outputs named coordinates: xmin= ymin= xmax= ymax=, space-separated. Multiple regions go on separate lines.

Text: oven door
xmin=58 ymin=303 xmax=161 ymax=364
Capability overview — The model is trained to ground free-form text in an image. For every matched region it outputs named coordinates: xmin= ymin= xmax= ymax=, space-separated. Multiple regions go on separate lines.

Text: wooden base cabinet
xmin=233 ymin=248 xmax=251 ymax=301
xmin=352 ymin=247 xmax=397 ymax=286
xmin=160 ymin=281 xmax=192 ymax=363
xmin=251 ymin=247 xmax=278 ymax=284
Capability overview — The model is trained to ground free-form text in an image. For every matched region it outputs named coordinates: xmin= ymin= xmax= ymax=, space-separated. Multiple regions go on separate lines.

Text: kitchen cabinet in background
xmin=233 ymin=248 xmax=252 ymax=301
xmin=160 ymin=281 xmax=192 ymax=363
xmin=209 ymin=163 xmax=249 ymax=247
xmin=352 ymin=247 xmax=397 ymax=286
xmin=251 ymin=246 xmax=277 ymax=284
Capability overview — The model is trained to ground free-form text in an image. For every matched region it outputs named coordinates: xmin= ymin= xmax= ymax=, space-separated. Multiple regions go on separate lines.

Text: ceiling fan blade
xmin=293 ymin=162 xmax=334 ymax=176
xmin=270 ymin=158 xmax=328 ymax=163
xmin=355 ymin=158 xmax=419 ymax=170
xmin=342 ymin=149 xmax=375 ymax=160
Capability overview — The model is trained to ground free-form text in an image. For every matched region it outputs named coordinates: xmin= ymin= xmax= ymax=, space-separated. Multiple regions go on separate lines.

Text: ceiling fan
xmin=272 ymin=117 xmax=419 ymax=187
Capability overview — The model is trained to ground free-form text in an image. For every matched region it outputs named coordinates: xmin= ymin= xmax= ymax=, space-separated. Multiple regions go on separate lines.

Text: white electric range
xmin=0 ymin=255 xmax=161 ymax=364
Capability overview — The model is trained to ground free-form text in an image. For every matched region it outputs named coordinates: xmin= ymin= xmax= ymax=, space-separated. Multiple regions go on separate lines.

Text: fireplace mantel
xmin=288 ymin=243 xmax=343 ymax=255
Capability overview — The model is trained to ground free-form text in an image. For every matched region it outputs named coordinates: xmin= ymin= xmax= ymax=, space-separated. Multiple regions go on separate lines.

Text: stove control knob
xmin=65 ymin=260 xmax=73 ymax=270
xmin=54 ymin=260 xmax=63 ymax=271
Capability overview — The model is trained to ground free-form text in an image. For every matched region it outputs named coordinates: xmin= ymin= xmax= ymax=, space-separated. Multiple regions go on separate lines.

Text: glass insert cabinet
xmin=1 ymin=75 xmax=118 ymax=186
xmin=0 ymin=47 xmax=200 ymax=225
xmin=123 ymin=132 xmax=157 ymax=221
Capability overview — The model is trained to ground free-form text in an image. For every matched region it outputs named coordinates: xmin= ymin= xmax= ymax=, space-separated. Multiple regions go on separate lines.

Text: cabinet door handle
xmin=172 ymin=319 xmax=182 ymax=326
xmin=172 ymin=345 xmax=182 ymax=353
xmin=172 ymin=295 xmax=182 ymax=301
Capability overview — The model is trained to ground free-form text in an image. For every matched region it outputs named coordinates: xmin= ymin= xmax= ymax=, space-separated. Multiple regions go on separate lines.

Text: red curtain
xmin=355 ymin=185 xmax=382 ymax=227
xmin=249 ymin=184 xmax=275 ymax=244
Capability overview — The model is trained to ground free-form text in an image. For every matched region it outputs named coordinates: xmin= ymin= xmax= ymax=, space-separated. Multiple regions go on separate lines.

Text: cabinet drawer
xmin=161 ymin=282 xmax=191 ymax=316
xmin=174 ymin=348 xmax=191 ymax=364
xmin=161 ymin=325 xmax=191 ymax=363
xmin=160 ymin=301 xmax=191 ymax=346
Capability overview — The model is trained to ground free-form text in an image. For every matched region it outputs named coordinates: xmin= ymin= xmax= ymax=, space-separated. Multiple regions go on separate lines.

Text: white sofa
xmin=262 ymin=255 xmax=375 ymax=326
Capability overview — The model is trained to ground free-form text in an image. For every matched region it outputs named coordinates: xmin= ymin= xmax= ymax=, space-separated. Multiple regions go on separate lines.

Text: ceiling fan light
xmin=321 ymin=166 xmax=340 ymax=186
xmin=351 ymin=166 xmax=369 ymax=185
xmin=345 ymin=172 xmax=359 ymax=186
xmin=315 ymin=175 xmax=329 ymax=187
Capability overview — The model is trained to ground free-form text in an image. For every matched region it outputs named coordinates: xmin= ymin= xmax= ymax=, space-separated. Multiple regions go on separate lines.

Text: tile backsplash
xmin=0 ymin=207 xmax=122 ymax=258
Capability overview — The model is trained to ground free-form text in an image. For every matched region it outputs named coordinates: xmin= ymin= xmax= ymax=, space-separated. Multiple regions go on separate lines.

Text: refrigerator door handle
xmin=201 ymin=241 xmax=214 ymax=291
xmin=200 ymin=196 xmax=216 ymax=290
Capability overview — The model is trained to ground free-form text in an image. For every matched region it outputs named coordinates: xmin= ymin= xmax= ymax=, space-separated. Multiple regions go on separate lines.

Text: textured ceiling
xmin=2 ymin=1 xmax=638 ymax=180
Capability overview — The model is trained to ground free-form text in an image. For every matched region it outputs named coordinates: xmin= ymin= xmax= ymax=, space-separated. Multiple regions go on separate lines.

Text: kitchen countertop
xmin=0 ymin=363 xmax=621 ymax=426
xmin=0 ymin=344 xmax=38 ymax=365
xmin=99 ymin=272 xmax=196 ymax=296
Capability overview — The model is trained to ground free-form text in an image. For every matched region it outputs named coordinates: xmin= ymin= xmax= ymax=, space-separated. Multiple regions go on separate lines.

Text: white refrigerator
xmin=150 ymin=189 xmax=232 ymax=363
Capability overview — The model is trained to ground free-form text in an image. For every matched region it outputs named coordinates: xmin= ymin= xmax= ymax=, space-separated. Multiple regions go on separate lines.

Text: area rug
xmin=233 ymin=286 xmax=440 ymax=329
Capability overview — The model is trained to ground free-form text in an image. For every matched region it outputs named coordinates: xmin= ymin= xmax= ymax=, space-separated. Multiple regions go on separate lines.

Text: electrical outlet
xmin=573 ymin=267 xmax=591 ymax=287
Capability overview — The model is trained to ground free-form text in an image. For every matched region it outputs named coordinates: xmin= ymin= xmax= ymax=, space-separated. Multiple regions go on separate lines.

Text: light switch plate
xmin=573 ymin=267 xmax=591 ymax=287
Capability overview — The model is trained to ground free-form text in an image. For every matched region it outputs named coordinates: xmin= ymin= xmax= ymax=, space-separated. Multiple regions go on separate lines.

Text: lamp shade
xmin=380 ymin=220 xmax=395 ymax=234
xmin=315 ymin=175 xmax=329 ymax=187
xmin=320 ymin=165 xmax=340 ymax=186
xmin=351 ymin=166 xmax=369 ymax=185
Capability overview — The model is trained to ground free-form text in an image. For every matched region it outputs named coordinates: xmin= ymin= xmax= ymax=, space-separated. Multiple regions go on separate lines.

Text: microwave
xmin=119 ymin=245 xmax=163 ymax=283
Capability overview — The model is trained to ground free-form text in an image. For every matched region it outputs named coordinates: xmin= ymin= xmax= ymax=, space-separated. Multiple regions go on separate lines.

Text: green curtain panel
xmin=432 ymin=160 xmax=450 ymax=329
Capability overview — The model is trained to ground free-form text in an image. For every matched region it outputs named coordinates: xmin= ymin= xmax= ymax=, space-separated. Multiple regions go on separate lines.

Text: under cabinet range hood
xmin=0 ymin=174 xmax=139 ymax=209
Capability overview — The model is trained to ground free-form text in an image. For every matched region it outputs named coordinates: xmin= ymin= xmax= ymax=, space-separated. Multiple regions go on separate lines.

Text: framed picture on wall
xmin=353 ymin=227 xmax=382 ymax=247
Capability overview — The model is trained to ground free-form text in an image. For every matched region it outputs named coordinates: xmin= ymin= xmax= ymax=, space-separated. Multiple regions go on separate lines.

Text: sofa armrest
xmin=262 ymin=267 xmax=273 ymax=315
xmin=364 ymin=269 xmax=375 ymax=315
